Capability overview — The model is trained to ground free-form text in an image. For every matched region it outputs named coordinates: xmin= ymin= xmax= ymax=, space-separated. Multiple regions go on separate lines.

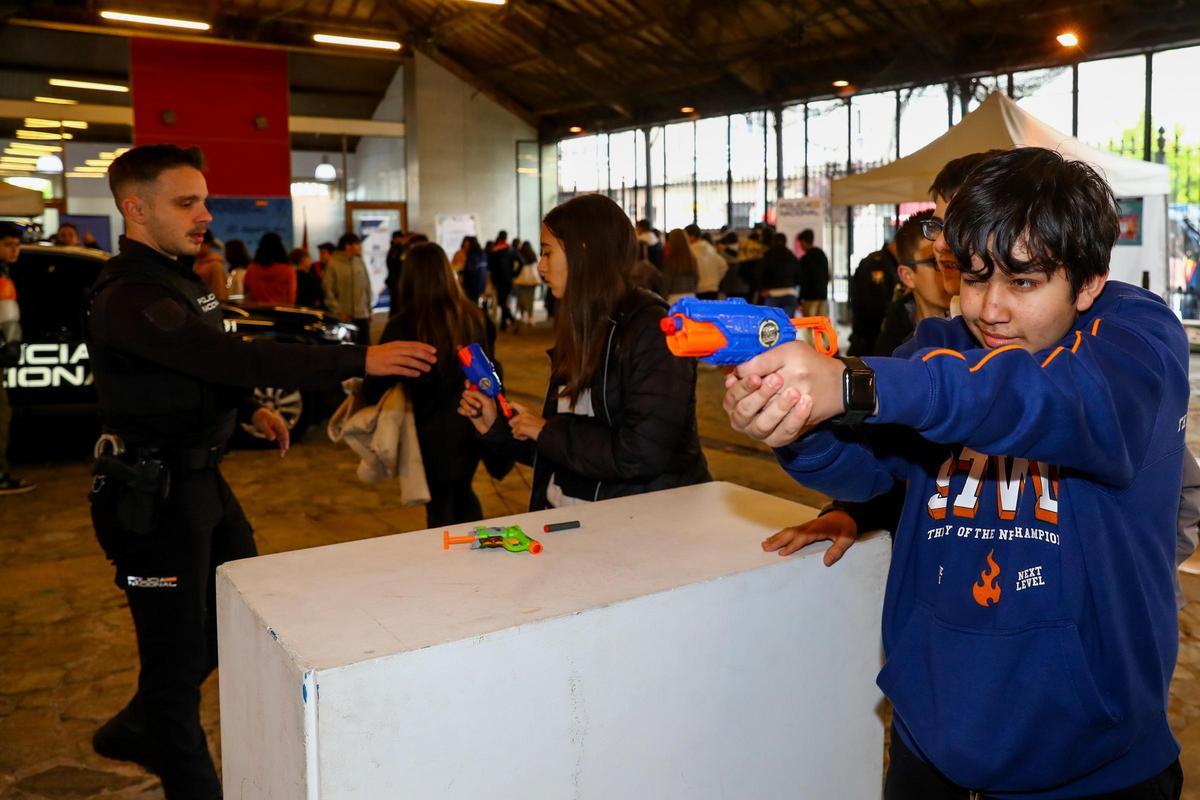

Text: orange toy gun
xmin=660 ymin=297 xmax=837 ymax=365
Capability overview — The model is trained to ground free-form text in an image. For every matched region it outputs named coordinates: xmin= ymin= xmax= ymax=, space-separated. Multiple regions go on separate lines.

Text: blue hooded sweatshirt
xmin=775 ymin=281 xmax=1187 ymax=797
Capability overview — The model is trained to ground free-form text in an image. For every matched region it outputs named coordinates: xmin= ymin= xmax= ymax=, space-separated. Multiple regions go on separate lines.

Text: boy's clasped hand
xmin=722 ymin=341 xmax=847 ymax=448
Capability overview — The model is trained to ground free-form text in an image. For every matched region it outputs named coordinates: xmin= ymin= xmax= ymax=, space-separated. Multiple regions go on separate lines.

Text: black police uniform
xmin=86 ymin=237 xmax=367 ymax=799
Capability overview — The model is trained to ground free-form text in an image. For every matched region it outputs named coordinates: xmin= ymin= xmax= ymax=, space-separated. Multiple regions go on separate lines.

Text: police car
xmin=5 ymin=243 xmax=356 ymax=442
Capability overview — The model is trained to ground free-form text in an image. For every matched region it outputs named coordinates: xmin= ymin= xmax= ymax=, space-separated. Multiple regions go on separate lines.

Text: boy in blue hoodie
xmin=724 ymin=147 xmax=1186 ymax=798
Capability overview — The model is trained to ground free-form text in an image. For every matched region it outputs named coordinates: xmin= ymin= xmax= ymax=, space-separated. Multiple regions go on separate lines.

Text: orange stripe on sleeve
xmin=969 ymin=344 xmax=1024 ymax=373
xmin=921 ymin=348 xmax=966 ymax=363
xmin=1090 ymin=318 xmax=1101 ymax=336
xmin=1041 ymin=346 xmax=1066 ymax=368
xmin=1070 ymin=331 xmax=1082 ymax=353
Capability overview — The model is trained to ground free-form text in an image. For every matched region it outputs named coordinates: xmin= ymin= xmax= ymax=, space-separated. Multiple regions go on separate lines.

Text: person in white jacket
xmin=685 ymin=224 xmax=727 ymax=299
xmin=0 ymin=222 xmax=33 ymax=495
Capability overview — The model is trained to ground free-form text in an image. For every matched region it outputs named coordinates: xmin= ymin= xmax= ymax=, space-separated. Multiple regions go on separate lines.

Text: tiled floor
xmin=1 ymin=319 xmax=1198 ymax=798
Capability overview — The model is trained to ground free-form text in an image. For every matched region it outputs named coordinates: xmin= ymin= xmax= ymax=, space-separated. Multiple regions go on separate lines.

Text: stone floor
xmin=1 ymin=319 xmax=1200 ymax=797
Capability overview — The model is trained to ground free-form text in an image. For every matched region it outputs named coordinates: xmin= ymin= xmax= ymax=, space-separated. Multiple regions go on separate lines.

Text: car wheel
xmin=238 ymin=387 xmax=310 ymax=445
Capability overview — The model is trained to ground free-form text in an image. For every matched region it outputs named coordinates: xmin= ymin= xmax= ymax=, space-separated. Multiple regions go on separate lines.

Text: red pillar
xmin=129 ymin=38 xmax=290 ymax=197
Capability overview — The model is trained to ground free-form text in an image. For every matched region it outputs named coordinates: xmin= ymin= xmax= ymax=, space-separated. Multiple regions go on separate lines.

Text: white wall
xmin=405 ymin=51 xmax=536 ymax=241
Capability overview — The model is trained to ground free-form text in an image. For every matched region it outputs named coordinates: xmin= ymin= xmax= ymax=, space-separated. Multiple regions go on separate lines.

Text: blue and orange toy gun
xmin=660 ymin=297 xmax=838 ymax=365
xmin=457 ymin=342 xmax=514 ymax=418
xmin=443 ymin=524 xmax=542 ymax=554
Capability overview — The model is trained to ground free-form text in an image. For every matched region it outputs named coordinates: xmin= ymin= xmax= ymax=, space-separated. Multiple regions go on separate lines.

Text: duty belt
xmin=134 ymin=445 xmax=224 ymax=471
xmin=95 ymin=434 xmax=224 ymax=471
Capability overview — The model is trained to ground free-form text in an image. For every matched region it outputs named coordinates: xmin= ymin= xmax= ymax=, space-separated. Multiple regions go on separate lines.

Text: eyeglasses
xmin=902 ymin=257 xmax=939 ymax=269
xmin=920 ymin=218 xmax=944 ymax=242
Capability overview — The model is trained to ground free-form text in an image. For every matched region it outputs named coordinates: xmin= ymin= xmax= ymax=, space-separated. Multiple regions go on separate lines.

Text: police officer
xmin=86 ymin=144 xmax=437 ymax=799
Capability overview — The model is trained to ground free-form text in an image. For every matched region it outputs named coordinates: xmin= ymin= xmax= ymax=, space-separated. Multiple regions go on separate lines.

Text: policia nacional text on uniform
xmin=86 ymin=145 xmax=437 ymax=799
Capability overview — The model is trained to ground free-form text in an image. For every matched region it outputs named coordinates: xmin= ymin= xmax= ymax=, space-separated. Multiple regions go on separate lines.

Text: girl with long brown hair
xmin=460 ymin=194 xmax=709 ymax=509
xmin=364 ymin=242 xmax=496 ymax=526
xmin=661 ymin=228 xmax=698 ymax=303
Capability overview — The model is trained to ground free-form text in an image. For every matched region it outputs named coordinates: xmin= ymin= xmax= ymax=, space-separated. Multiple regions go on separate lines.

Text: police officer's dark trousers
xmin=91 ymin=462 xmax=255 ymax=800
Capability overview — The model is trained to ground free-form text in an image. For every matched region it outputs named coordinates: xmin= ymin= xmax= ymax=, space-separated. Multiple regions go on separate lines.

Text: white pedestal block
xmin=217 ymin=481 xmax=890 ymax=799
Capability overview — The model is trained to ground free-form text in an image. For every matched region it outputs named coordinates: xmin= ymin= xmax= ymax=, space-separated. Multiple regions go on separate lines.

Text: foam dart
xmin=790 ymin=317 xmax=838 ymax=356
xmin=443 ymin=530 xmax=477 ymax=550
xmin=659 ymin=315 xmax=728 ymax=358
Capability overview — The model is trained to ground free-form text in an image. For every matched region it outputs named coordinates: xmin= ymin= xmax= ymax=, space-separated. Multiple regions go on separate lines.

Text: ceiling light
xmin=312 ymin=33 xmax=401 ymax=51
xmin=6 ymin=143 xmax=62 ymax=153
xmin=832 ymin=80 xmax=850 ymax=88
xmin=49 ymin=78 xmax=129 ymax=93
xmin=66 ymin=172 xmax=106 ymax=178
xmin=1056 ymin=32 xmax=1079 ymax=47
xmin=5 ymin=177 xmax=51 ymax=192
xmin=568 ymin=126 xmax=583 ymax=134
xmin=35 ymin=97 xmax=78 ymax=105
xmin=36 ymin=154 xmax=64 ymax=173
xmin=463 ymin=0 xmax=506 ymax=4
xmin=0 ymin=164 xmax=36 ymax=172
xmin=114 ymin=147 xmax=130 ymax=155
xmin=1 ymin=157 xmax=38 ymax=165
xmin=73 ymin=165 xmax=110 ymax=172
xmin=680 ymin=106 xmax=695 ymax=114
xmin=23 ymin=118 xmax=88 ymax=130
xmin=100 ymin=10 xmax=211 ymax=30
xmin=314 ymin=156 xmax=337 ymax=181
xmin=85 ymin=159 xmax=113 ymax=167
xmin=17 ymin=130 xmax=64 ymax=140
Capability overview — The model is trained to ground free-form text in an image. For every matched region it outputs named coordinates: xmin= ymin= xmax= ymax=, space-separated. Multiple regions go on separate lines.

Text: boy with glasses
xmin=731 ymin=148 xmax=1186 ymax=798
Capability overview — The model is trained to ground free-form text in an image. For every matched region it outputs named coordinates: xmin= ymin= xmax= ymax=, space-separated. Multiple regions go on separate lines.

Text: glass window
xmin=608 ymin=130 xmax=639 ymax=219
xmin=663 ymin=122 xmax=696 ymax=231
xmin=731 ymin=112 xmax=767 ymax=228
xmin=1150 ymin=45 xmax=1200 ymax=307
xmin=899 ymin=84 xmax=950 ymax=157
xmin=696 ymin=116 xmax=728 ymax=229
xmin=557 ymin=134 xmax=604 ymax=195
xmin=766 ymin=110 xmax=778 ymax=223
xmin=1012 ymin=67 xmax=1073 ymax=135
xmin=1077 ymin=56 xmax=1146 ymax=159
xmin=781 ymin=103 xmax=806 ymax=197
xmin=648 ymin=125 xmax=666 ymax=230
xmin=1152 ymin=45 xmax=1200 ymax=202
xmin=806 ymin=99 xmax=848 ymax=204
xmin=850 ymin=91 xmax=897 ymax=170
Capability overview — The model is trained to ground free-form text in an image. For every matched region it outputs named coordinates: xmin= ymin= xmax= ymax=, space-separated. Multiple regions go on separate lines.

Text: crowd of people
xmin=0 ymin=139 xmax=1193 ymax=800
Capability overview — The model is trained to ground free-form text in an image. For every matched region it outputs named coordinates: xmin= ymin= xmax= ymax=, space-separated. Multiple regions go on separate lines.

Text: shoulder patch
xmin=143 ymin=297 xmax=189 ymax=331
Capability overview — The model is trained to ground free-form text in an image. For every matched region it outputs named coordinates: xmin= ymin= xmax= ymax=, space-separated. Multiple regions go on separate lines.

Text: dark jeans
xmin=885 ymin=725 xmax=1183 ymax=800
xmin=761 ymin=293 xmax=798 ymax=318
xmin=495 ymin=285 xmax=516 ymax=330
xmin=425 ymin=475 xmax=483 ymax=528
xmin=91 ymin=466 xmax=256 ymax=799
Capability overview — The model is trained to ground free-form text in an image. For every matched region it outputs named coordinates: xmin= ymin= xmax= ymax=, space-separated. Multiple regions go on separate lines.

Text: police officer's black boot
xmin=92 ymin=695 xmax=162 ymax=775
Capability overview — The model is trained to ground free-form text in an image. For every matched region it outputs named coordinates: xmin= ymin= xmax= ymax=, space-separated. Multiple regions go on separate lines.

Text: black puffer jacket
xmin=484 ymin=288 xmax=710 ymax=510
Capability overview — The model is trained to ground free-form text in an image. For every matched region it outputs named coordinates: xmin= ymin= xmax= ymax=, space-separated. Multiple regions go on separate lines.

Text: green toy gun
xmin=443 ymin=524 xmax=543 ymax=554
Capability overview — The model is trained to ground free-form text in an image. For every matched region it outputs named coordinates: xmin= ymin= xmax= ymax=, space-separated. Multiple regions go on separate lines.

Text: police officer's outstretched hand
xmin=365 ymin=340 xmax=438 ymax=377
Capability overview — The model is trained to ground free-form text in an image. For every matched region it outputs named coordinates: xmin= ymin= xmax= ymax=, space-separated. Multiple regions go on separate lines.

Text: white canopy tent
xmin=831 ymin=92 xmax=1170 ymax=295
xmin=0 ymin=181 xmax=44 ymax=218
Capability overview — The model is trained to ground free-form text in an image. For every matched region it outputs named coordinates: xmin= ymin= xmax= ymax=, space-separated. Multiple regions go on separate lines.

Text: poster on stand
xmin=436 ymin=213 xmax=478 ymax=258
xmin=776 ymin=198 xmax=826 ymax=257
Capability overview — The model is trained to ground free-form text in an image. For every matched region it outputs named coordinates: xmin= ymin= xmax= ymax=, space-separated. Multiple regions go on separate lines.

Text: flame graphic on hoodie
xmin=972 ymin=549 xmax=1002 ymax=607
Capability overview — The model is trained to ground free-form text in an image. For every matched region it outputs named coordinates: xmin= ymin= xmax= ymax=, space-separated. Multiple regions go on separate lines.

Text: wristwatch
xmin=838 ymin=356 xmax=876 ymax=425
